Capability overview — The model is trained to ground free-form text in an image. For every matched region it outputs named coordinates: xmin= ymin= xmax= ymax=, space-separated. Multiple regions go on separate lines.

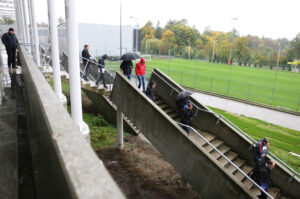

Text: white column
xmin=64 ymin=0 xmax=90 ymax=141
xmin=13 ymin=0 xmax=22 ymax=41
xmin=117 ymin=109 xmax=124 ymax=149
xmin=17 ymin=0 xmax=26 ymax=43
xmin=47 ymin=0 xmax=66 ymax=105
xmin=21 ymin=0 xmax=30 ymax=44
xmin=28 ymin=0 xmax=41 ymax=66
xmin=27 ymin=0 xmax=34 ymax=46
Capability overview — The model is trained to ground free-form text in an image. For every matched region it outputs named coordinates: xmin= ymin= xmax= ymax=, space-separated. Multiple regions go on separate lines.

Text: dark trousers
xmin=252 ymin=157 xmax=264 ymax=183
xmin=96 ymin=73 xmax=106 ymax=87
xmin=6 ymin=47 xmax=16 ymax=68
xmin=83 ymin=62 xmax=91 ymax=79
xmin=137 ymin=75 xmax=145 ymax=92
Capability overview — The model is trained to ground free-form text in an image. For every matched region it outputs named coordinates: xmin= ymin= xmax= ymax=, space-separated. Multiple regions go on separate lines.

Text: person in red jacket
xmin=135 ymin=58 xmax=146 ymax=92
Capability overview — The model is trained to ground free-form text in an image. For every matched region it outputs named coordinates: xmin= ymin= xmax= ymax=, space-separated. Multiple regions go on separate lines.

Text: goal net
xmin=140 ymin=54 xmax=152 ymax=62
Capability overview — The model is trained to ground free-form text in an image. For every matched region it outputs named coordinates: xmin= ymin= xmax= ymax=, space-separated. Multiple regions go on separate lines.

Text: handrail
xmin=151 ymin=70 xmax=300 ymax=178
xmin=177 ymin=122 xmax=274 ymax=199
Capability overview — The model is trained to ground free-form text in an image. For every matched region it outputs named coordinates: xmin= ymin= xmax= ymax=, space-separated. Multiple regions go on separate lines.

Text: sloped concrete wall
xmin=18 ymin=45 xmax=125 ymax=199
xmin=111 ymin=72 xmax=254 ymax=199
xmin=150 ymin=68 xmax=300 ymax=199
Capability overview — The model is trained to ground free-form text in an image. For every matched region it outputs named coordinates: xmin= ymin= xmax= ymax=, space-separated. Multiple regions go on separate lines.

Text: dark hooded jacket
xmin=179 ymin=107 xmax=194 ymax=125
xmin=120 ymin=60 xmax=133 ymax=75
xmin=2 ymin=32 xmax=18 ymax=49
xmin=176 ymin=97 xmax=190 ymax=110
xmin=98 ymin=54 xmax=108 ymax=73
xmin=82 ymin=49 xmax=91 ymax=64
xmin=146 ymin=81 xmax=156 ymax=101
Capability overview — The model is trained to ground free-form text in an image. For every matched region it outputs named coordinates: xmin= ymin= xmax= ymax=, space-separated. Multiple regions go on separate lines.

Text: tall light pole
xmin=120 ymin=0 xmax=122 ymax=57
xmin=228 ymin=17 xmax=238 ymax=65
xmin=188 ymin=40 xmax=191 ymax=60
xmin=64 ymin=0 xmax=90 ymax=141
xmin=212 ymin=40 xmax=219 ymax=62
xmin=276 ymin=41 xmax=281 ymax=70
xmin=130 ymin=16 xmax=139 ymax=52
xmin=270 ymin=40 xmax=281 ymax=105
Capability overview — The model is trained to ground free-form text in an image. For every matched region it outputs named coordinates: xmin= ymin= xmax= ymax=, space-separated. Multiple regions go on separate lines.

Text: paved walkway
xmin=0 ymin=46 xmax=18 ymax=199
xmin=192 ymin=92 xmax=300 ymax=132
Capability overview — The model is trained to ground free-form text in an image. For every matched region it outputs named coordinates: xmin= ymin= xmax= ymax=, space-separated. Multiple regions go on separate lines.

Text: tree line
xmin=141 ymin=19 xmax=300 ymax=69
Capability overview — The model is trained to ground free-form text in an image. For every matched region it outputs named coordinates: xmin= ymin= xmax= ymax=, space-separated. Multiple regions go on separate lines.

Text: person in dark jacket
xmin=179 ymin=103 xmax=194 ymax=134
xmin=257 ymin=160 xmax=275 ymax=199
xmin=145 ymin=81 xmax=156 ymax=101
xmin=120 ymin=60 xmax=133 ymax=80
xmin=252 ymin=138 xmax=270 ymax=182
xmin=1 ymin=28 xmax=19 ymax=68
xmin=82 ymin=45 xmax=91 ymax=81
xmin=176 ymin=96 xmax=190 ymax=110
xmin=96 ymin=54 xmax=108 ymax=88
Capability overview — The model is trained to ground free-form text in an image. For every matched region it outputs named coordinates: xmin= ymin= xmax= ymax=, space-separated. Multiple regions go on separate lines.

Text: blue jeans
xmin=125 ymin=74 xmax=131 ymax=80
xmin=137 ymin=75 xmax=145 ymax=92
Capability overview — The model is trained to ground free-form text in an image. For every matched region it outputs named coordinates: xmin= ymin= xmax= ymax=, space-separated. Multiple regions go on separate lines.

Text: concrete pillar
xmin=17 ymin=0 xmax=26 ymax=43
xmin=20 ymin=0 xmax=30 ymax=44
xmin=64 ymin=0 xmax=90 ymax=142
xmin=28 ymin=0 xmax=41 ymax=66
xmin=13 ymin=0 xmax=22 ymax=41
xmin=26 ymin=0 xmax=34 ymax=46
xmin=47 ymin=0 xmax=66 ymax=106
xmin=117 ymin=109 xmax=124 ymax=149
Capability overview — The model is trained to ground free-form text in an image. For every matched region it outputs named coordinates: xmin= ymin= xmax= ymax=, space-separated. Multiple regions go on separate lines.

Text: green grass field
xmin=109 ymin=58 xmax=300 ymax=111
xmin=211 ymin=107 xmax=300 ymax=173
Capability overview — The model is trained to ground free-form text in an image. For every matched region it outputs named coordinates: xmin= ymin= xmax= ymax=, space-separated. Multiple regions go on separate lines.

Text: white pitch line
xmin=289 ymin=152 xmax=300 ymax=157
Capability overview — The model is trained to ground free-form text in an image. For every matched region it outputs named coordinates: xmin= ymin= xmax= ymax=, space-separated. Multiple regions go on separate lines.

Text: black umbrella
xmin=176 ymin=91 xmax=193 ymax=101
xmin=120 ymin=52 xmax=140 ymax=61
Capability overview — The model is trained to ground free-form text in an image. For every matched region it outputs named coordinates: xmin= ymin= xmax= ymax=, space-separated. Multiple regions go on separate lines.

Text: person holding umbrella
xmin=180 ymin=103 xmax=195 ymax=134
xmin=1 ymin=28 xmax=19 ymax=68
xmin=120 ymin=52 xmax=140 ymax=80
xmin=176 ymin=90 xmax=193 ymax=110
xmin=96 ymin=54 xmax=108 ymax=88
xmin=135 ymin=58 xmax=146 ymax=92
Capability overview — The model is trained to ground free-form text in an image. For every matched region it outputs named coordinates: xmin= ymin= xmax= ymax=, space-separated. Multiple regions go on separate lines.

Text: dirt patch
xmin=96 ymin=136 xmax=201 ymax=199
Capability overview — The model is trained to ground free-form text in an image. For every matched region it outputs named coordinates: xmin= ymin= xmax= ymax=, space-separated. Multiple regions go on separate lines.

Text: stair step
xmin=203 ymin=139 xmax=223 ymax=152
xmin=250 ymin=185 xmax=261 ymax=196
xmin=269 ymin=187 xmax=280 ymax=198
xmin=169 ymin=112 xmax=178 ymax=118
xmin=199 ymin=131 xmax=215 ymax=142
xmin=218 ymin=151 xmax=238 ymax=166
xmin=234 ymin=164 xmax=253 ymax=181
xmin=226 ymin=158 xmax=246 ymax=173
xmin=156 ymin=100 xmax=164 ymax=105
xmin=159 ymin=104 xmax=169 ymax=109
xmin=242 ymin=178 xmax=254 ymax=190
xmin=211 ymin=145 xmax=231 ymax=159
xmin=164 ymin=108 xmax=175 ymax=114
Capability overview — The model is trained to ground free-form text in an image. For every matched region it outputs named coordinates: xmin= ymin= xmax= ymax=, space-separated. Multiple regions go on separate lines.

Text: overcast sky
xmin=35 ymin=0 xmax=299 ymax=40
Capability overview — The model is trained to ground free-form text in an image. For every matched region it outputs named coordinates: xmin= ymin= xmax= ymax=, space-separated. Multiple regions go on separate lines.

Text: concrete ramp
xmin=111 ymin=72 xmax=258 ymax=199
xmin=149 ymin=68 xmax=299 ymax=199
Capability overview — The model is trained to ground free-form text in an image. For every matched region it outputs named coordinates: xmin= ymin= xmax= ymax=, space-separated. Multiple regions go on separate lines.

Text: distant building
xmin=38 ymin=23 xmax=141 ymax=57
xmin=0 ymin=0 xmax=15 ymax=19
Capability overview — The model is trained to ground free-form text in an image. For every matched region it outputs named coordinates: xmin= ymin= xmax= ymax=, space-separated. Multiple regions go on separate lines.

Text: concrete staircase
xmin=155 ymin=97 xmax=285 ymax=199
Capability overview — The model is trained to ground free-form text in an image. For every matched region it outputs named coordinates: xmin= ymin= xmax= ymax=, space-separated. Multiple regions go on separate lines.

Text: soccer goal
xmin=140 ymin=54 xmax=152 ymax=62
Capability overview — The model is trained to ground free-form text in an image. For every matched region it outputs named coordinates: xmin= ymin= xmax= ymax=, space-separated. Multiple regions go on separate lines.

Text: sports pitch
xmin=143 ymin=58 xmax=300 ymax=112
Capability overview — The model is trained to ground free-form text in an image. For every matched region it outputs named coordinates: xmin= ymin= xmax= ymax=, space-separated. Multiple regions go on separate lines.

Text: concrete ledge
xmin=111 ymin=72 xmax=255 ymax=199
xmin=19 ymin=45 xmax=125 ymax=199
xmin=151 ymin=68 xmax=300 ymax=199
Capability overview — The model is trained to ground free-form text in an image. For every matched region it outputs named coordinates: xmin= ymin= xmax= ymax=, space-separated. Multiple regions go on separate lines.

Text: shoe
xmin=84 ymin=78 xmax=88 ymax=81
xmin=104 ymin=86 xmax=108 ymax=89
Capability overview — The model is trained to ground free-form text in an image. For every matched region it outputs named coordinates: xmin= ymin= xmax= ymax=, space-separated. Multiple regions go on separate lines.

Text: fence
xmin=144 ymin=62 xmax=300 ymax=113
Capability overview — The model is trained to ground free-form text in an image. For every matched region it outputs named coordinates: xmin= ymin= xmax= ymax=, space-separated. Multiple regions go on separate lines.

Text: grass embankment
xmin=108 ymin=58 xmax=300 ymax=111
xmin=48 ymin=78 xmax=130 ymax=149
xmin=210 ymin=107 xmax=300 ymax=173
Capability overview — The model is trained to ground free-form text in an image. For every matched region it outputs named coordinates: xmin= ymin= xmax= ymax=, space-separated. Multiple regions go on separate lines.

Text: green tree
xmin=233 ymin=37 xmax=250 ymax=66
xmin=291 ymin=33 xmax=300 ymax=59
xmin=0 ymin=17 xmax=15 ymax=25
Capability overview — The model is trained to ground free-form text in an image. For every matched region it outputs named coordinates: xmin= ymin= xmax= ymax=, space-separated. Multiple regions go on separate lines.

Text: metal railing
xmin=151 ymin=70 xmax=300 ymax=179
xmin=177 ymin=122 xmax=274 ymax=199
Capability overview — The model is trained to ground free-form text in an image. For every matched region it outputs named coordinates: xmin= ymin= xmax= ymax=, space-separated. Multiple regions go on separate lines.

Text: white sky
xmin=35 ymin=0 xmax=300 ymax=40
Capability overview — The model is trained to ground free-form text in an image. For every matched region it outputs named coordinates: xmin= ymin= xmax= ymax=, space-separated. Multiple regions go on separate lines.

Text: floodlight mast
xmin=228 ymin=17 xmax=238 ymax=65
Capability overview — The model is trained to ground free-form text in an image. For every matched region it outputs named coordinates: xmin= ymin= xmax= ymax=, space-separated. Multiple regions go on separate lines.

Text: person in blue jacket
xmin=1 ymin=28 xmax=19 ymax=68
xmin=252 ymin=138 xmax=270 ymax=182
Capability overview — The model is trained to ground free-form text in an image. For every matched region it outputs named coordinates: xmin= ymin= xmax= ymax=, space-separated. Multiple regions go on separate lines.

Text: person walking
xmin=252 ymin=138 xmax=270 ymax=182
xmin=257 ymin=160 xmax=275 ymax=199
xmin=82 ymin=45 xmax=91 ymax=81
xmin=135 ymin=58 xmax=146 ymax=92
xmin=120 ymin=60 xmax=133 ymax=80
xmin=96 ymin=54 xmax=108 ymax=88
xmin=1 ymin=28 xmax=19 ymax=68
xmin=179 ymin=103 xmax=194 ymax=134
xmin=145 ymin=81 xmax=156 ymax=101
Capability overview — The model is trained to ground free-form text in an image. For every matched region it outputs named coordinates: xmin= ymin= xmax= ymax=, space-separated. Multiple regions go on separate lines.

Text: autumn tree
xmin=161 ymin=29 xmax=176 ymax=49
xmin=141 ymin=21 xmax=155 ymax=40
xmin=233 ymin=37 xmax=250 ymax=66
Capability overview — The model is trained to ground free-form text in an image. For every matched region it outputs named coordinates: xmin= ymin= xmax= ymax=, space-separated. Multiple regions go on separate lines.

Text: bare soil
xmin=96 ymin=136 xmax=201 ymax=199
